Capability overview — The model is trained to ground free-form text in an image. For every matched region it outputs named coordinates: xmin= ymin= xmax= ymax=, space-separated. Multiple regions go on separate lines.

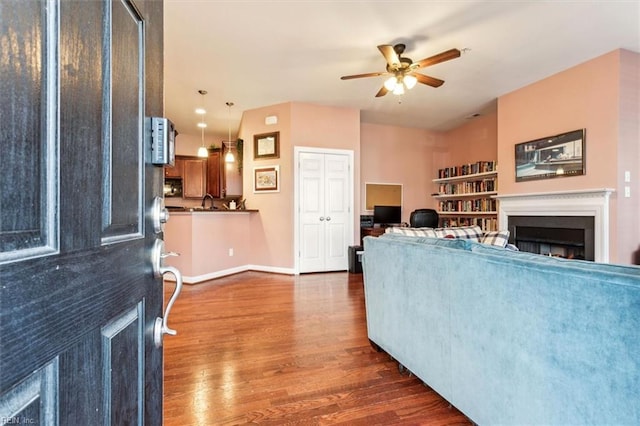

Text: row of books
xmin=438 ymin=161 xmax=496 ymax=179
xmin=437 ymin=178 xmax=496 ymax=195
xmin=440 ymin=217 xmax=498 ymax=232
xmin=438 ymin=198 xmax=497 ymax=213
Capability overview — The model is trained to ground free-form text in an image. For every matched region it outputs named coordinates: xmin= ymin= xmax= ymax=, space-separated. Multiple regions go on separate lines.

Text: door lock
xmin=151 ymin=196 xmax=170 ymax=233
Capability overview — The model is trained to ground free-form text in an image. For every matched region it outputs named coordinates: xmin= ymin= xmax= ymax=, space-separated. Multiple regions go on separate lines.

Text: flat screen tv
xmin=373 ymin=205 xmax=401 ymax=227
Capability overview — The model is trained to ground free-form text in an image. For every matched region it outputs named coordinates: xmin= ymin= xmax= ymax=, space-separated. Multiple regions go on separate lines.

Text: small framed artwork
xmin=515 ymin=128 xmax=585 ymax=182
xmin=253 ymin=165 xmax=280 ymax=193
xmin=253 ymin=131 xmax=280 ymax=160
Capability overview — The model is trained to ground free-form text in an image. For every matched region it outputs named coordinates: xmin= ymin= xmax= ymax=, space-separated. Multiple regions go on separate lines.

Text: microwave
xmin=164 ymin=178 xmax=182 ymax=197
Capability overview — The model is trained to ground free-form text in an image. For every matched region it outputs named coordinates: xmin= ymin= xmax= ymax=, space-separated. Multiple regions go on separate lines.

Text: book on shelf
xmin=437 ymin=178 xmax=496 ymax=195
xmin=438 ymin=161 xmax=496 ymax=179
xmin=438 ymin=198 xmax=497 ymax=213
xmin=440 ymin=216 xmax=497 ymax=232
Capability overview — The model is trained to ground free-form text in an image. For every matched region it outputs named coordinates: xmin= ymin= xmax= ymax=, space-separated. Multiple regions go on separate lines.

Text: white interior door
xmin=298 ymin=150 xmax=352 ymax=273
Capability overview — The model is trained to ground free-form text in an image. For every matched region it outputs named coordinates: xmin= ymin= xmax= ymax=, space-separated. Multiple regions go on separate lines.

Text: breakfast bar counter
xmin=163 ymin=210 xmax=259 ymax=283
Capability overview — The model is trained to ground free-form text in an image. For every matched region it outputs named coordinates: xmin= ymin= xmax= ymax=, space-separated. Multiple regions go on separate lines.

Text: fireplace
xmin=496 ymin=189 xmax=614 ymax=263
xmin=508 ymin=215 xmax=594 ymax=260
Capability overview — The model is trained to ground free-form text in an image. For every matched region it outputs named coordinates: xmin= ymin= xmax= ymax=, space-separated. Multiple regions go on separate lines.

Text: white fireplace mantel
xmin=495 ymin=188 xmax=615 ymax=263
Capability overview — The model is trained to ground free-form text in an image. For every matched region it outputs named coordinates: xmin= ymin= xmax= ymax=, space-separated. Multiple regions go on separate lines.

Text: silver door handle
xmin=151 ymin=239 xmax=183 ymax=348
xmin=326 ymin=216 xmax=331 ymax=221
xmin=319 ymin=217 xmax=325 ymax=221
xmin=153 ymin=265 xmax=183 ymax=348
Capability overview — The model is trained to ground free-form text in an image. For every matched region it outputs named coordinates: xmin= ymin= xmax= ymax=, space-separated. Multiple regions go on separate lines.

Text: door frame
xmin=293 ymin=146 xmax=355 ymax=274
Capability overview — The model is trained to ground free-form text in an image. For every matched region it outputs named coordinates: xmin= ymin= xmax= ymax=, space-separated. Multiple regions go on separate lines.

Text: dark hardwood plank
xmin=163 ymin=272 xmax=472 ymax=425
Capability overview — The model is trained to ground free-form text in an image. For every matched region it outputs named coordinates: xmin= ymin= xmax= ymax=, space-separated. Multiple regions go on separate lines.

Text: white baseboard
xmin=164 ymin=264 xmax=295 ymax=284
xmin=247 ymin=264 xmax=296 ymax=275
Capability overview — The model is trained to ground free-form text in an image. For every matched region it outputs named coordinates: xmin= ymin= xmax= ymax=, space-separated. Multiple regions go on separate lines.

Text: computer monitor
xmin=373 ymin=205 xmax=401 ymax=227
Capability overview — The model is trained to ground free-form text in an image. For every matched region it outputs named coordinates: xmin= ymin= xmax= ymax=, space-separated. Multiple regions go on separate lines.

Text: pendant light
xmin=224 ymin=101 xmax=235 ymax=163
xmin=196 ymin=90 xmax=209 ymax=158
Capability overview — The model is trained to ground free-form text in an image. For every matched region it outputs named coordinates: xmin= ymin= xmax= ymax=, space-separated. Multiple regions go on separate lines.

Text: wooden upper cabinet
xmin=164 ymin=153 xmax=224 ymax=199
xmin=164 ymin=156 xmax=184 ymax=178
xmin=206 ymin=150 xmax=225 ymax=198
xmin=182 ymin=158 xmax=207 ymax=198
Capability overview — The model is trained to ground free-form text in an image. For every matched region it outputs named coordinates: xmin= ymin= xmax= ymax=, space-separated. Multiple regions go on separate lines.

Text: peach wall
xmin=497 ymin=49 xmax=640 ymax=264
xmin=443 ymin=112 xmax=498 ymax=169
xmin=617 ymin=50 xmax=640 ymax=264
xmin=239 ymin=102 xmax=361 ymax=271
xmin=163 ymin=212 xmax=253 ymax=282
xmin=360 ymin=123 xmax=446 ymax=223
xmin=497 ymin=51 xmax=621 ymax=195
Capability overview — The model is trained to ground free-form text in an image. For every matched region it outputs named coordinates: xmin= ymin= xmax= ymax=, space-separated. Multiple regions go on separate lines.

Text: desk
xmin=361 ymin=227 xmax=386 ymax=244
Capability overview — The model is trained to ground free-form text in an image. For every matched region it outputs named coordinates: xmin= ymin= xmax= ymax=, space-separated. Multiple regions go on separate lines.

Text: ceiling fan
xmin=340 ymin=44 xmax=461 ymax=97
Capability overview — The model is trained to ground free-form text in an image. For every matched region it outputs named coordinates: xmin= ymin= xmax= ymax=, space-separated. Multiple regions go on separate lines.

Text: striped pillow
xmin=385 ymin=227 xmax=438 ymax=238
xmin=480 ymin=230 xmax=510 ymax=247
xmin=435 ymin=225 xmax=483 ymax=242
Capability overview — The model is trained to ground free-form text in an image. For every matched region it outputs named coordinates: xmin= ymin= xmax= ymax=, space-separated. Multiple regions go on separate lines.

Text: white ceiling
xmin=164 ymin=1 xmax=640 ymax=143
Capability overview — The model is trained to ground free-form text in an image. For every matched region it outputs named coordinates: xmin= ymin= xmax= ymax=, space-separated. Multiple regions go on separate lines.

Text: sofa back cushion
xmin=377 ymin=232 xmax=474 ymax=250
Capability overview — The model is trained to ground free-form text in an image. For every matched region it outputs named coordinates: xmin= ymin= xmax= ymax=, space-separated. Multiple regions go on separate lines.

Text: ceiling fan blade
xmin=341 ymin=71 xmax=387 ymax=80
xmin=414 ymin=48 xmax=461 ymax=69
xmin=377 ymin=44 xmax=400 ymax=68
xmin=413 ymin=73 xmax=445 ymax=88
xmin=375 ymin=86 xmax=389 ymax=97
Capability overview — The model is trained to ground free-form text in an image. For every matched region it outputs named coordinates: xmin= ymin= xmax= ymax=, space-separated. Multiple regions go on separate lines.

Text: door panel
xmin=102 ymin=303 xmax=144 ymax=425
xmin=103 ymin=0 xmax=144 ymax=241
xmin=323 ymin=154 xmax=350 ymax=271
xmin=0 ymin=0 xmax=58 ymax=263
xmin=0 ymin=0 xmax=164 ymax=424
xmin=299 ymin=154 xmax=325 ymax=272
xmin=298 ymin=151 xmax=352 ymax=273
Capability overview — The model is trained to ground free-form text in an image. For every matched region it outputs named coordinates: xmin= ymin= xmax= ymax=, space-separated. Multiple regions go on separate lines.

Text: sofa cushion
xmin=480 ymin=230 xmax=510 ymax=247
xmin=385 ymin=226 xmax=438 ymax=238
xmin=435 ymin=225 xmax=483 ymax=242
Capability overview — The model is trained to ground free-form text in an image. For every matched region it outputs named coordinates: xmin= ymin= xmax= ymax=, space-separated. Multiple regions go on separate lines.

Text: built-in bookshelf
xmin=432 ymin=161 xmax=498 ymax=231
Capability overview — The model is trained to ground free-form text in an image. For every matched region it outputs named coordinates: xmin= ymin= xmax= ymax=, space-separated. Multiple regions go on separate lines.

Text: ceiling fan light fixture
xmin=393 ymin=83 xmax=405 ymax=95
xmin=384 ymin=76 xmax=397 ymax=91
xmin=404 ymin=74 xmax=417 ymax=89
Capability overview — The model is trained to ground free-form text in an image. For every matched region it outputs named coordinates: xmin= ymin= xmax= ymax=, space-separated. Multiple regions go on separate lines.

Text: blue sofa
xmin=362 ymin=233 xmax=640 ymax=425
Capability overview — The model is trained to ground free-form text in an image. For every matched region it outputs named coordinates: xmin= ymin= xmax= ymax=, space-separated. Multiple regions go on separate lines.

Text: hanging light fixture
xmin=196 ymin=90 xmax=209 ymax=158
xmin=383 ymin=73 xmax=417 ymax=95
xmin=224 ymin=101 xmax=235 ymax=163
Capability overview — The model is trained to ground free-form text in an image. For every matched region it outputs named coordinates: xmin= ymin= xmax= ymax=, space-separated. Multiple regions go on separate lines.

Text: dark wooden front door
xmin=1 ymin=0 xmax=165 ymax=424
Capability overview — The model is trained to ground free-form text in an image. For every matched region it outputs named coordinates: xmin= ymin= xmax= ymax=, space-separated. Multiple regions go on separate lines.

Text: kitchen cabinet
xmin=206 ymin=150 xmax=225 ymax=198
xmin=164 ymin=156 xmax=184 ymax=178
xmin=183 ymin=158 xmax=207 ymax=198
xmin=163 ymin=153 xmax=225 ymax=199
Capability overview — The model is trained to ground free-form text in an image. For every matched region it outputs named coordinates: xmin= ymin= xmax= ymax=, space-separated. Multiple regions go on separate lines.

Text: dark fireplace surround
xmin=508 ymin=216 xmax=595 ymax=261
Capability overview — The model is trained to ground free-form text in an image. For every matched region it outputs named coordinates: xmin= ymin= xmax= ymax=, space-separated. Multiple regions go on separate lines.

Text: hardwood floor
xmin=163 ymin=271 xmax=472 ymax=425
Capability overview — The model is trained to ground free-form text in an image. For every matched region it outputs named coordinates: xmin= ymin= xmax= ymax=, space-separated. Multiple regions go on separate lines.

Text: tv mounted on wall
xmin=373 ymin=205 xmax=401 ymax=227
xmin=515 ymin=129 xmax=585 ymax=182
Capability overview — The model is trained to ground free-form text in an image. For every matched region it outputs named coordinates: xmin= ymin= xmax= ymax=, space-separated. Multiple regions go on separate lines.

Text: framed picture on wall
xmin=253 ymin=132 xmax=280 ymax=160
xmin=253 ymin=165 xmax=280 ymax=193
xmin=515 ymin=129 xmax=585 ymax=182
